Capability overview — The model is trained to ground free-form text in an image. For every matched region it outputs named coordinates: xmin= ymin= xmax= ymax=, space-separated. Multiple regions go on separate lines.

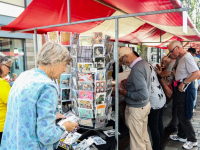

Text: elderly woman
xmin=1 ymin=41 xmax=77 ymax=149
xmin=0 ymin=56 xmax=11 ymax=145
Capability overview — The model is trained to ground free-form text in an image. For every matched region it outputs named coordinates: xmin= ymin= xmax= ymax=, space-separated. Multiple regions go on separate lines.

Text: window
xmin=0 ymin=38 xmax=25 ymax=79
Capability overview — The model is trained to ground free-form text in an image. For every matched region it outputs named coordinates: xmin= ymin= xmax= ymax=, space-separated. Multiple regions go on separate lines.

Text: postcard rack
xmin=68 ymin=33 xmax=114 ymax=129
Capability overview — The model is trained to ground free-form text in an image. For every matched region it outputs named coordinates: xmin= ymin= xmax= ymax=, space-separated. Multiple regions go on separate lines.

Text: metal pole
xmin=23 ymin=39 xmax=27 ymax=71
xmin=157 ymin=47 xmax=159 ymax=63
xmin=11 ymin=7 xmax=189 ymax=33
xmin=67 ymin=0 xmax=71 ymax=23
xmin=34 ymin=29 xmax=38 ymax=68
xmin=114 ymin=18 xmax=119 ymax=150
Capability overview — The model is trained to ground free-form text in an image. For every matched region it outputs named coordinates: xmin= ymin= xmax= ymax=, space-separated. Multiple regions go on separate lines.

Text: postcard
xmin=78 ymin=63 xmax=93 ymax=73
xmin=60 ymin=74 xmax=71 ymax=89
xmin=95 ymin=81 xmax=106 ymax=93
xmin=92 ymin=32 xmax=102 ymax=44
xmin=78 ymin=81 xmax=93 ymax=91
xmin=78 ymin=99 xmax=93 ymax=109
xmin=78 ymin=108 xmax=93 ymax=118
xmin=78 ymin=91 xmax=93 ymax=100
xmin=89 ymin=136 xmax=106 ymax=145
xmin=61 ymin=89 xmax=70 ymax=100
xmin=106 ymin=70 xmax=113 ymax=80
xmin=106 ymin=78 xmax=112 ymax=89
xmin=95 ymin=116 xmax=107 ymax=128
xmin=78 ymin=73 xmax=93 ymax=82
xmin=106 ymin=88 xmax=113 ymax=98
xmin=79 ymin=35 xmax=93 ymax=46
xmin=79 ymin=118 xmax=93 ymax=127
xmin=47 ymin=31 xmax=59 ymax=43
xmin=105 ymin=54 xmax=111 ymax=63
xmin=93 ymin=44 xmax=105 ymax=57
xmin=96 ymin=104 xmax=106 ymax=117
xmin=105 ymin=35 xmax=111 ymax=44
xmin=72 ymin=33 xmax=80 ymax=45
xmin=103 ymin=129 xmax=120 ymax=137
xmin=57 ymin=111 xmax=80 ymax=126
xmin=60 ymin=31 xmax=71 ymax=45
xmin=63 ymin=132 xmax=82 ymax=145
xmin=94 ymin=57 xmax=105 ymax=69
xmin=95 ymin=69 xmax=105 ymax=81
xmin=95 ymin=93 xmax=106 ymax=105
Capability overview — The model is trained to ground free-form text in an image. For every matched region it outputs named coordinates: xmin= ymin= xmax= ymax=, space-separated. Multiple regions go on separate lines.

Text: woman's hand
xmin=56 ymin=113 xmax=66 ymax=120
xmin=62 ymin=121 xmax=78 ymax=132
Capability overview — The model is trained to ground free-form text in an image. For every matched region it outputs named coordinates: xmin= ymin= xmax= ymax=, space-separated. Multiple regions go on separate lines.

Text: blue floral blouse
xmin=0 ymin=68 xmax=64 ymax=150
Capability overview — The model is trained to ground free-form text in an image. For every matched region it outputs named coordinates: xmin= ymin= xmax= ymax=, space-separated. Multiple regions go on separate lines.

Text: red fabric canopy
xmin=1 ymin=0 xmax=200 ymax=45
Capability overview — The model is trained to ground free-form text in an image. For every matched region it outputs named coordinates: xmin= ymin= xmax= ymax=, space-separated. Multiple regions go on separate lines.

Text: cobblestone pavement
xmin=164 ymin=92 xmax=200 ymax=150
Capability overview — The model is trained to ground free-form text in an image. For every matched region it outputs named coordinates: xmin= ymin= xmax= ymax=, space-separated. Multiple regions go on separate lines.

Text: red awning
xmin=1 ymin=0 xmax=200 ymax=46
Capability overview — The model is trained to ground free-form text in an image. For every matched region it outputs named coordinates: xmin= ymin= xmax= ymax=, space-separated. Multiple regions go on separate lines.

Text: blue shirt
xmin=1 ymin=68 xmax=64 ymax=150
xmin=195 ymin=54 xmax=200 ymax=58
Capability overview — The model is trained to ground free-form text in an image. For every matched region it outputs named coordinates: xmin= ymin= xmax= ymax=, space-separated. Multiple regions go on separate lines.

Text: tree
xmin=180 ymin=0 xmax=200 ymax=32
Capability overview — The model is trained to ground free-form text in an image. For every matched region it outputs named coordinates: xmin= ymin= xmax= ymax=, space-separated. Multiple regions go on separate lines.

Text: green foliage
xmin=180 ymin=0 xmax=200 ymax=32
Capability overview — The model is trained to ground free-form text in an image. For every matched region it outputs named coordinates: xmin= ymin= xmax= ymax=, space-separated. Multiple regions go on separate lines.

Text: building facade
xmin=0 ymin=0 xmax=35 ymax=79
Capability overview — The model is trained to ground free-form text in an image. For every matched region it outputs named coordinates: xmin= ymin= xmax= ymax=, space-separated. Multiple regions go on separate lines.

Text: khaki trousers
xmin=125 ymin=102 xmax=152 ymax=150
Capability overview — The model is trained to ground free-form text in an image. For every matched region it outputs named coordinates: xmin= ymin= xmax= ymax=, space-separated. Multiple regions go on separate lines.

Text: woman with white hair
xmin=1 ymin=41 xmax=77 ymax=149
xmin=0 ymin=56 xmax=12 ymax=145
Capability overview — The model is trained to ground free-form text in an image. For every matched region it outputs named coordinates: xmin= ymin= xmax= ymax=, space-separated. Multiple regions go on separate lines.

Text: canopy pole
xmin=11 ymin=7 xmax=189 ymax=33
xmin=34 ymin=29 xmax=38 ymax=68
xmin=67 ymin=0 xmax=71 ymax=23
xmin=114 ymin=18 xmax=119 ymax=150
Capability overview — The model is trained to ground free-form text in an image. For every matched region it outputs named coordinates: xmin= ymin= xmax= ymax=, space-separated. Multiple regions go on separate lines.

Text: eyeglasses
xmin=167 ymin=46 xmax=177 ymax=57
xmin=3 ymin=64 xmax=10 ymax=69
xmin=119 ymin=56 xmax=125 ymax=64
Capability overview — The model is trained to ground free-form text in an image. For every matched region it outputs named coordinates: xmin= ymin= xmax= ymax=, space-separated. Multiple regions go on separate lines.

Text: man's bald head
xmin=168 ymin=41 xmax=182 ymax=49
xmin=168 ymin=40 xmax=184 ymax=58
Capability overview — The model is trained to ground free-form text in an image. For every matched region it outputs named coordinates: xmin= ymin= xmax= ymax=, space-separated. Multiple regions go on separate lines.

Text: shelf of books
xmin=46 ymin=31 xmax=114 ymax=130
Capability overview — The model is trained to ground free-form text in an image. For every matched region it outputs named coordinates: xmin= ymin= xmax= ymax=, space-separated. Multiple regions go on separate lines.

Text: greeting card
xmin=95 ymin=81 xmax=106 ymax=93
xmin=61 ymin=89 xmax=70 ymax=100
xmin=95 ymin=93 xmax=106 ymax=105
xmin=79 ymin=35 xmax=93 ymax=46
xmin=78 ymin=63 xmax=93 ymax=73
xmin=47 ymin=31 xmax=59 ymax=43
xmin=79 ymin=118 xmax=93 ymax=127
xmin=78 ymin=108 xmax=93 ymax=118
xmin=92 ymin=32 xmax=102 ymax=44
xmin=78 ymin=73 xmax=93 ymax=82
xmin=60 ymin=31 xmax=71 ymax=45
xmin=78 ymin=81 xmax=93 ymax=91
xmin=94 ymin=57 xmax=105 ymax=70
xmin=93 ymin=44 xmax=105 ymax=57
xmin=95 ymin=70 xmax=105 ymax=81
xmin=60 ymin=74 xmax=71 ymax=89
xmin=78 ymin=99 xmax=93 ymax=109
xmin=78 ymin=91 xmax=93 ymax=100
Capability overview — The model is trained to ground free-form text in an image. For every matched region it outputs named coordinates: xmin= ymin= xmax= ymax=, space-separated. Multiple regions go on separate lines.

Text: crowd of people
xmin=118 ymin=40 xmax=200 ymax=150
xmin=0 ymin=40 xmax=200 ymax=150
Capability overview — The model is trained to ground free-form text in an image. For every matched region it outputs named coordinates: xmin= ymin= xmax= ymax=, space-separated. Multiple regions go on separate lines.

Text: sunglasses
xmin=3 ymin=64 xmax=11 ymax=69
xmin=167 ymin=46 xmax=177 ymax=57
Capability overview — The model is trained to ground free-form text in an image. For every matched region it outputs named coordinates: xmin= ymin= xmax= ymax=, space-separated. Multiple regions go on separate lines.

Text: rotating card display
xmin=58 ymin=32 xmax=114 ymax=129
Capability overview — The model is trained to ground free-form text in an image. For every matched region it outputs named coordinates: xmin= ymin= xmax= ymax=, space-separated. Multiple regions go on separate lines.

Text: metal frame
xmin=10 ymin=3 xmax=190 ymax=149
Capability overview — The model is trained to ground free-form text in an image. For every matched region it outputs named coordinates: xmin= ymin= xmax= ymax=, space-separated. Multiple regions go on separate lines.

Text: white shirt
xmin=175 ymin=53 xmax=198 ymax=81
xmin=149 ymin=64 xmax=166 ymax=109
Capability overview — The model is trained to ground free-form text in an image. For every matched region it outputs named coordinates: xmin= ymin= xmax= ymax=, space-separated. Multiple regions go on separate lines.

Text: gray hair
xmin=37 ymin=41 xmax=72 ymax=65
xmin=0 ymin=55 xmax=12 ymax=77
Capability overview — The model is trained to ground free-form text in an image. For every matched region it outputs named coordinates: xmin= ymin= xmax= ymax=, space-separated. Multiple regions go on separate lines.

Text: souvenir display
xmin=60 ymin=31 xmax=71 ymax=45
xmin=60 ymin=33 xmax=114 ymax=129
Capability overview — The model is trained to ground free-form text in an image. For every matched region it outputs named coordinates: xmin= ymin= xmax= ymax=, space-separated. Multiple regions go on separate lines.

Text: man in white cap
xmin=118 ymin=47 xmax=152 ymax=150
xmin=168 ymin=40 xmax=199 ymax=149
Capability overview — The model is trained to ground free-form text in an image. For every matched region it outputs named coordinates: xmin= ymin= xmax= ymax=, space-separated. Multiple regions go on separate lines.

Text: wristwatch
xmin=183 ymin=79 xmax=187 ymax=84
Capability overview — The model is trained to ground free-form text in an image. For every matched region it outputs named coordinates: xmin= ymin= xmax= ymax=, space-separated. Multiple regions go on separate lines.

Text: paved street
xmin=164 ymin=91 xmax=200 ymax=150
